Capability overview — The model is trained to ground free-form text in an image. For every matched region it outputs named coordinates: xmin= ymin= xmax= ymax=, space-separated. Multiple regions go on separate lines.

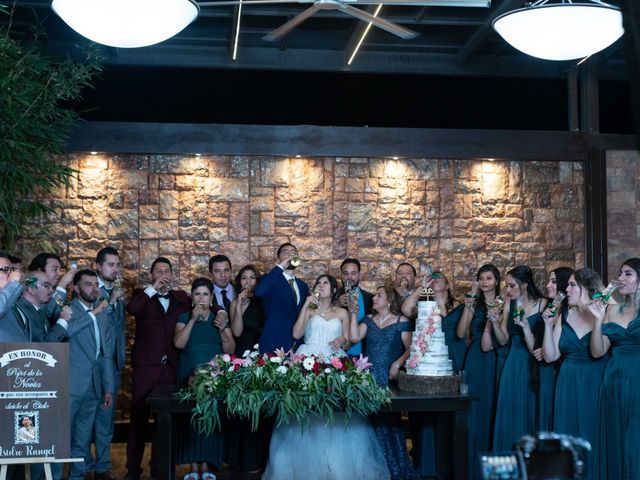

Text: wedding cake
xmin=398 ymin=300 xmax=460 ymax=394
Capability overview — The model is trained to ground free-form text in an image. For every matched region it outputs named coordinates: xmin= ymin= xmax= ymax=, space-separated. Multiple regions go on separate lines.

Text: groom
xmin=255 ymin=242 xmax=309 ymax=353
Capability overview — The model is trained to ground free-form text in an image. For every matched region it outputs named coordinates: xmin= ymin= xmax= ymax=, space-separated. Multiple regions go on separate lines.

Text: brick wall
xmin=606 ymin=150 xmax=640 ymax=280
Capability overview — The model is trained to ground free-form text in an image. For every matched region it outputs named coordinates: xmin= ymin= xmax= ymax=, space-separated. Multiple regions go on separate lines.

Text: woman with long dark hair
xmin=535 ymin=266 xmax=572 ymax=431
xmin=542 ymin=268 xmax=607 ymax=479
xmin=227 ymin=265 xmax=268 ymax=474
xmin=457 ymin=264 xmax=501 ymax=476
xmin=590 ymin=257 xmax=640 ymax=479
xmin=492 ymin=265 xmax=545 ymax=450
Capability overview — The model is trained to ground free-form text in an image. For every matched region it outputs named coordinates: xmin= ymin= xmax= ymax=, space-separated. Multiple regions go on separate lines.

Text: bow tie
xmin=155 ymin=293 xmax=171 ymax=300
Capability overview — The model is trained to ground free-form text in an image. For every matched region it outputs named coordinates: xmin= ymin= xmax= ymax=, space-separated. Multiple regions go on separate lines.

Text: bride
xmin=262 ymin=274 xmax=390 ymax=480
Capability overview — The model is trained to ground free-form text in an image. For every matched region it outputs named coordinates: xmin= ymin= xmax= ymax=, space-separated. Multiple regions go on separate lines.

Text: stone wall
xmin=21 ymin=154 xmax=586 ymax=418
xmin=606 ymin=150 xmax=640 ymax=279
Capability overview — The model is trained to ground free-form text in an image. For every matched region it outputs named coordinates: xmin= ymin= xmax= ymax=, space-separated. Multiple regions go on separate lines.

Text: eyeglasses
xmin=35 ymin=283 xmax=53 ymax=289
xmin=0 ymin=266 xmax=16 ymax=274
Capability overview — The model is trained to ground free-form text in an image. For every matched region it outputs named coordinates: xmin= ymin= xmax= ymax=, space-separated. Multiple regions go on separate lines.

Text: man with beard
xmin=68 ymin=269 xmax=114 ymax=480
xmin=336 ymin=258 xmax=374 ymax=356
xmin=28 ymin=252 xmax=77 ymax=323
xmin=255 ymin=242 xmax=309 ymax=353
xmin=88 ymin=247 xmax=125 ymax=480
xmin=123 ymin=257 xmax=190 ymax=480
xmin=9 ymin=270 xmax=76 ymax=342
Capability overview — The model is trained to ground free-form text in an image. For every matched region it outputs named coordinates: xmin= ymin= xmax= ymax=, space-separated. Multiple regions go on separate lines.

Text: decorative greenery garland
xmin=177 ymin=348 xmax=390 ymax=434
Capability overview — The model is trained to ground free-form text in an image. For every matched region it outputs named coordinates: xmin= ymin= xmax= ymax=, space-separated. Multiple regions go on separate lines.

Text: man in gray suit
xmin=0 ymin=252 xmax=25 ymax=341
xmin=28 ymin=252 xmax=77 ymax=326
xmin=11 ymin=270 xmax=76 ymax=342
xmin=68 ymin=269 xmax=115 ymax=480
xmin=88 ymin=247 xmax=125 ymax=480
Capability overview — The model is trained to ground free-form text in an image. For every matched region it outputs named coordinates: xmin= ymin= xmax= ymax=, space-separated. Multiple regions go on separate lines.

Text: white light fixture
xmin=493 ymin=0 xmax=624 ymax=61
xmin=347 ymin=4 xmax=383 ymax=66
xmin=51 ymin=0 xmax=199 ymax=48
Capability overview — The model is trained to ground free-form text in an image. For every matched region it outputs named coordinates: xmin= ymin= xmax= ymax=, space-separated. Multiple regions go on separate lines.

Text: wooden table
xmin=147 ymin=384 xmax=475 ymax=480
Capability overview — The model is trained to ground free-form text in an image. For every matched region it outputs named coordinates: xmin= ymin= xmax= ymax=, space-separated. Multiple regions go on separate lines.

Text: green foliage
xmin=177 ymin=350 xmax=391 ymax=435
xmin=0 ymin=13 xmax=102 ymax=250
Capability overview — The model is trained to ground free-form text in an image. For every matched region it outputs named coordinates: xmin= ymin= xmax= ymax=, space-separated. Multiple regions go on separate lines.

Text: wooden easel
xmin=0 ymin=457 xmax=83 ymax=480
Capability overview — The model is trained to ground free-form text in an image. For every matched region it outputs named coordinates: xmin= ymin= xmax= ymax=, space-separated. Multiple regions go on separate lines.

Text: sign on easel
xmin=0 ymin=343 xmax=70 ymax=460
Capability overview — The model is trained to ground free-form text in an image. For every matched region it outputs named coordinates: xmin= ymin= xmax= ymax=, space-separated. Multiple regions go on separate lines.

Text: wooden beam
xmin=67 ymin=121 xmax=597 ymax=161
xmin=455 ymin=0 xmax=521 ymax=65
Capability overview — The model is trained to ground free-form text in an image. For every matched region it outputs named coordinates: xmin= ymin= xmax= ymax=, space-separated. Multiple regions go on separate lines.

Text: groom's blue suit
xmin=255 ymin=266 xmax=309 ymax=353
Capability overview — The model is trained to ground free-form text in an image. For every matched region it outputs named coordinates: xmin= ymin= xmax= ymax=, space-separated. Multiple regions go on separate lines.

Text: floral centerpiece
xmin=177 ymin=347 xmax=390 ymax=434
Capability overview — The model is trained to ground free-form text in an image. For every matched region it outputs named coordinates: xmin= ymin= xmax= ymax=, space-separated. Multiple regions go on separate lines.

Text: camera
xmin=480 ymin=432 xmax=591 ymax=480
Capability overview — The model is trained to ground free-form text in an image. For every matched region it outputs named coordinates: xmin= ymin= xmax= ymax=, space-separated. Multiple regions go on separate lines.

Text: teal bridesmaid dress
xmin=492 ymin=302 xmax=540 ymax=450
xmin=598 ymin=312 xmax=640 ymax=479
xmin=462 ymin=306 xmax=497 ymax=478
xmin=442 ymin=304 xmax=467 ymax=373
xmin=553 ymin=312 xmax=607 ymax=480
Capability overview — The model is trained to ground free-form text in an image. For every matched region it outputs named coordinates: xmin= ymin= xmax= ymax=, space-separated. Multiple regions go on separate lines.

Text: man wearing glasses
xmin=0 ymin=251 xmax=25 ymax=341
xmin=10 ymin=270 xmax=76 ymax=342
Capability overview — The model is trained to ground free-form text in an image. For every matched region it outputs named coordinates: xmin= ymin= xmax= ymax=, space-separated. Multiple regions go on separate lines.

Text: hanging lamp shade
xmin=493 ymin=0 xmax=624 ymax=61
xmin=51 ymin=0 xmax=200 ymax=48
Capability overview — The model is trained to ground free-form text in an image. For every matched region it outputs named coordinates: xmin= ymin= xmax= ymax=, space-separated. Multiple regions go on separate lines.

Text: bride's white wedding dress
xmin=262 ymin=315 xmax=390 ymax=480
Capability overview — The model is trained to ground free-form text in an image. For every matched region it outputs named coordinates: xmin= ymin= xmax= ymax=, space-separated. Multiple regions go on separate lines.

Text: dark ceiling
xmin=1 ymin=0 xmax=635 ymax=132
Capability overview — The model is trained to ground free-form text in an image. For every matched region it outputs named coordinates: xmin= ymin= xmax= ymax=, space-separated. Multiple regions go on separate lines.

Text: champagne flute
xmin=242 ymin=285 xmax=253 ymax=306
xmin=290 ymin=253 xmax=301 ymax=267
xmin=548 ymin=292 xmax=566 ymax=316
xmin=597 ymin=280 xmax=621 ymax=302
xmin=308 ymin=289 xmax=320 ymax=310
xmin=515 ymin=297 xmax=525 ymax=320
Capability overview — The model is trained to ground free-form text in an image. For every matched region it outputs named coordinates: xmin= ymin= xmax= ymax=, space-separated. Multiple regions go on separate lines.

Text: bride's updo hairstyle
xmin=313 ymin=274 xmax=339 ymax=304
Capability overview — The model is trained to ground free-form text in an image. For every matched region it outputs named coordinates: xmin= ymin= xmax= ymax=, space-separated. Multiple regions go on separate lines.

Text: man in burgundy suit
xmin=124 ymin=257 xmax=190 ymax=480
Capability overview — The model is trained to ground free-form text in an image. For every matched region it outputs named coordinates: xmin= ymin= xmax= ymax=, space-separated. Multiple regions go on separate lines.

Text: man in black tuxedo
xmin=336 ymin=258 xmax=373 ymax=356
xmin=124 ymin=257 xmax=191 ymax=480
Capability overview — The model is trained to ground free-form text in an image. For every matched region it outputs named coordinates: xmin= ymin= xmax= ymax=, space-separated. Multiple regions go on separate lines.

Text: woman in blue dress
xmin=590 ymin=257 xmax=640 ymax=479
xmin=534 ymin=266 xmax=572 ymax=431
xmin=401 ymin=271 xmax=465 ymax=476
xmin=174 ymin=278 xmax=236 ymax=480
xmin=457 ymin=264 xmax=502 ymax=477
xmin=491 ymin=265 xmax=545 ymax=451
xmin=541 ymin=268 xmax=607 ymax=479
xmin=350 ymin=282 xmax=419 ymax=480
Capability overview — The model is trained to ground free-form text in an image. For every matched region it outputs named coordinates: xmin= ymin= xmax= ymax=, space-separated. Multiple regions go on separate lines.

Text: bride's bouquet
xmin=177 ymin=347 xmax=391 ymax=434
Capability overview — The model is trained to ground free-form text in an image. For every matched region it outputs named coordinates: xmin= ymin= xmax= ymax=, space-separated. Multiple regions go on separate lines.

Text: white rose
xmin=270 ymin=356 xmax=282 ymax=364
xmin=276 ymin=365 xmax=287 ymax=374
xmin=324 ymin=368 xmax=331 ymax=374
xmin=221 ymin=354 xmax=231 ymax=363
xmin=242 ymin=349 xmax=251 ymax=358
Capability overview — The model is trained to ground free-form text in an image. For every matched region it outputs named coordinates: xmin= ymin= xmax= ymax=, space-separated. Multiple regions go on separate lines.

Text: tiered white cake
xmin=406 ymin=300 xmax=453 ymax=376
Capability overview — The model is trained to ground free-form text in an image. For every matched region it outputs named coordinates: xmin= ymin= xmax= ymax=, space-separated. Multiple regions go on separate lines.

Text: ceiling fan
xmin=51 ymin=0 xmax=490 ymax=49
xmin=200 ymin=0 xmax=491 ymax=41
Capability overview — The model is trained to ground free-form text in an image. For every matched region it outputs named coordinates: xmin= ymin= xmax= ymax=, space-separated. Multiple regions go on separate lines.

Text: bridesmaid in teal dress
xmin=541 ymin=268 xmax=607 ymax=480
xmin=491 ymin=265 xmax=545 ymax=451
xmin=534 ymin=266 xmax=572 ymax=431
xmin=174 ymin=278 xmax=236 ymax=480
xmin=590 ymin=258 xmax=640 ymax=480
xmin=457 ymin=264 xmax=502 ymax=478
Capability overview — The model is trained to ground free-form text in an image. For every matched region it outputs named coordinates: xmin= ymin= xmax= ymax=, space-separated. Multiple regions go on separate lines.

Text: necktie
xmin=221 ymin=289 xmax=231 ymax=312
xmin=288 ymin=278 xmax=298 ymax=305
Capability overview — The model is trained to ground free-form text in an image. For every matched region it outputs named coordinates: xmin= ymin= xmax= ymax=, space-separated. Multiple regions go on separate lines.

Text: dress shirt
xmin=144 ymin=285 xmax=170 ymax=312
